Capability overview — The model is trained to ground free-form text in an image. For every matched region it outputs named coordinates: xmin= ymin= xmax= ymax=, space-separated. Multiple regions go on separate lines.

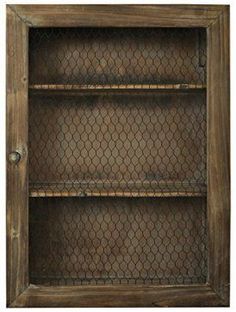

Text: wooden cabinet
xmin=7 ymin=5 xmax=230 ymax=307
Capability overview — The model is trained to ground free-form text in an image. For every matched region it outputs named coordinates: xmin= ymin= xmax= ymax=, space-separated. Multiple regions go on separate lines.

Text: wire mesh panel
xmin=29 ymin=197 xmax=207 ymax=286
xmin=28 ymin=27 xmax=208 ymax=288
xmin=29 ymin=92 xmax=206 ymax=197
xmin=29 ymin=28 xmax=206 ymax=86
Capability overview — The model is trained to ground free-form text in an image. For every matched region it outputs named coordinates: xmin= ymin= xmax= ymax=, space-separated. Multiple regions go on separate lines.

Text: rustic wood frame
xmin=6 ymin=5 xmax=230 ymax=307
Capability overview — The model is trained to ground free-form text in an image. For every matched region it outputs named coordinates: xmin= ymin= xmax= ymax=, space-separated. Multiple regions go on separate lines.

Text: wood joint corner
xmin=7 ymin=5 xmax=34 ymax=27
xmin=8 ymin=287 xmax=29 ymax=308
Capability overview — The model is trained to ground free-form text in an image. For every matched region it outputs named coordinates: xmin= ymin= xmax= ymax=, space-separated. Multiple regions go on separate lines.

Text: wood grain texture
xmin=207 ymin=6 xmax=230 ymax=306
xmin=9 ymin=5 xmax=224 ymax=27
xmin=29 ymin=181 xmax=206 ymax=198
xmin=6 ymin=4 xmax=230 ymax=308
xmin=12 ymin=284 xmax=223 ymax=307
xmin=6 ymin=6 xmax=29 ymax=306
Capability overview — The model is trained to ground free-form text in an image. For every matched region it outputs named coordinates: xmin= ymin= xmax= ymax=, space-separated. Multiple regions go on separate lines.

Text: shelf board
xmin=29 ymin=83 xmax=206 ymax=94
xmin=29 ymin=180 xmax=206 ymax=198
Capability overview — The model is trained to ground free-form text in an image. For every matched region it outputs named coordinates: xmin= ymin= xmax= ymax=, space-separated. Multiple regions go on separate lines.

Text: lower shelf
xmin=29 ymin=196 xmax=207 ymax=286
xmin=29 ymin=181 xmax=206 ymax=197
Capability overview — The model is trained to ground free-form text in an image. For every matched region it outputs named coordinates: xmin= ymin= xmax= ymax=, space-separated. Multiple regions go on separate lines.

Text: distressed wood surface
xmin=29 ymin=180 xmax=207 ymax=198
xmin=207 ymin=6 xmax=230 ymax=305
xmin=12 ymin=284 xmax=223 ymax=307
xmin=9 ymin=5 xmax=225 ymax=27
xmin=6 ymin=6 xmax=29 ymax=306
xmin=6 ymin=4 xmax=230 ymax=308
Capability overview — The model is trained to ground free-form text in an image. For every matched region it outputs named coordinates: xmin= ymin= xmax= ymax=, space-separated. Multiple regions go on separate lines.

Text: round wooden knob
xmin=9 ymin=151 xmax=21 ymax=164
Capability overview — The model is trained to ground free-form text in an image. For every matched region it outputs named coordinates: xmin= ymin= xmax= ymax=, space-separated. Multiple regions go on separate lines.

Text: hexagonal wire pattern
xmin=30 ymin=197 xmax=207 ymax=285
xmin=29 ymin=28 xmax=206 ymax=85
xmin=28 ymin=27 xmax=207 ymax=286
xmin=29 ymin=92 xmax=206 ymax=197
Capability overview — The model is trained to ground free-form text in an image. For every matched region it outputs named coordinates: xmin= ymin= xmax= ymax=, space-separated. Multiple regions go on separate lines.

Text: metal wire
xmin=30 ymin=197 xmax=207 ymax=286
xmin=29 ymin=92 xmax=206 ymax=197
xmin=28 ymin=27 xmax=207 ymax=286
xmin=29 ymin=28 xmax=206 ymax=86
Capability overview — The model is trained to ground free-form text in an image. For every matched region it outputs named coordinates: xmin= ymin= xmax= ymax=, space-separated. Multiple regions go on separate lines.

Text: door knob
xmin=8 ymin=151 xmax=21 ymax=164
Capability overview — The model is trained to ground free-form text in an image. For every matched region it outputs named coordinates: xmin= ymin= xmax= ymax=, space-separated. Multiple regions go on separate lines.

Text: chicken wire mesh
xmin=29 ymin=92 xmax=206 ymax=197
xmin=29 ymin=27 xmax=206 ymax=86
xmin=29 ymin=197 xmax=207 ymax=286
xmin=28 ymin=27 xmax=208 ymax=286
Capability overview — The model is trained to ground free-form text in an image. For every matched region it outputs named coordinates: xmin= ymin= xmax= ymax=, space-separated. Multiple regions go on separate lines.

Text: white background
xmin=0 ymin=0 xmax=234 ymax=311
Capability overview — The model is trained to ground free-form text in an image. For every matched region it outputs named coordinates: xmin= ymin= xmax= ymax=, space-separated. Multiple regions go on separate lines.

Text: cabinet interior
xmin=29 ymin=27 xmax=207 ymax=286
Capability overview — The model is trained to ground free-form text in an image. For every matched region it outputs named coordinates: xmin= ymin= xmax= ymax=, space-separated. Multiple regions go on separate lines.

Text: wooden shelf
xmin=29 ymin=83 xmax=206 ymax=94
xmin=29 ymin=180 xmax=206 ymax=198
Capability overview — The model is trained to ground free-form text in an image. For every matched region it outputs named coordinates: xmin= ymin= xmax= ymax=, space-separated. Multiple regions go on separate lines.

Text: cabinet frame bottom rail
xmin=10 ymin=284 xmax=226 ymax=307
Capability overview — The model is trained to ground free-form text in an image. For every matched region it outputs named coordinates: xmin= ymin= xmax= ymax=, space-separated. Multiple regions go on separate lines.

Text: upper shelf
xmin=29 ymin=84 xmax=206 ymax=94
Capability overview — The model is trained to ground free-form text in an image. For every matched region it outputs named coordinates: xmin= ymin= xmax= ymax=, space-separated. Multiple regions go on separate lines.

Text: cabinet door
xmin=7 ymin=5 xmax=230 ymax=307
